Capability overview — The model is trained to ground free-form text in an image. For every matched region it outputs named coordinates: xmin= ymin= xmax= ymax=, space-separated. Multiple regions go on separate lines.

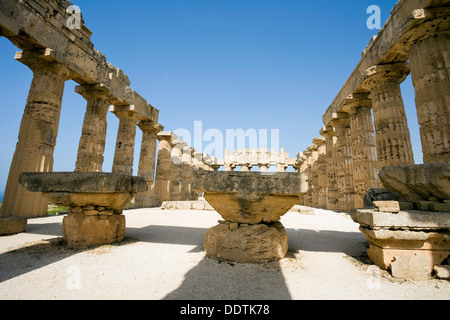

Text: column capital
xmin=157 ymin=131 xmax=178 ymax=143
xmin=15 ymin=49 xmax=72 ymax=79
xmin=75 ymin=83 xmax=113 ymax=103
xmin=359 ymin=62 xmax=410 ymax=91
xmin=320 ymin=125 xmax=335 ymax=138
xmin=313 ymin=137 xmax=326 ymax=147
xmin=329 ymin=112 xmax=350 ymax=127
xmin=137 ymin=120 xmax=164 ymax=133
xmin=340 ymin=93 xmax=372 ymax=113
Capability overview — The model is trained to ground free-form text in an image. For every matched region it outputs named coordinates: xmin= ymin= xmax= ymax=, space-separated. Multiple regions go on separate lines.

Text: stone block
xmin=379 ymin=162 xmax=450 ymax=202
xmin=0 ymin=217 xmax=27 ymax=236
xmin=429 ymin=202 xmax=450 ymax=212
xmin=434 ymin=265 xmax=450 ymax=280
xmin=390 ymin=254 xmax=432 ymax=281
xmin=176 ymin=201 xmax=192 ymax=210
xmin=373 ymin=201 xmax=400 ymax=213
xmin=62 ymin=213 xmax=125 ymax=248
xmin=204 ymin=222 xmax=288 ymax=263
xmin=191 ymin=202 xmax=205 ymax=210
xmin=351 ymin=209 xmax=450 ymax=230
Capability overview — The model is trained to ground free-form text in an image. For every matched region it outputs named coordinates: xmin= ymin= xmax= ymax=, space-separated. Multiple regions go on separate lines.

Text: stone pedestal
xmin=204 ymin=221 xmax=288 ymax=263
xmin=352 ymin=208 xmax=450 ymax=280
xmin=19 ymin=172 xmax=147 ymax=248
xmin=193 ymin=171 xmax=307 ymax=263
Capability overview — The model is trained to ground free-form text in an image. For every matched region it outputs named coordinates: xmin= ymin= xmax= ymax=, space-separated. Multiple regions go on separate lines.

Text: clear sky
xmin=0 ymin=0 xmax=423 ymax=192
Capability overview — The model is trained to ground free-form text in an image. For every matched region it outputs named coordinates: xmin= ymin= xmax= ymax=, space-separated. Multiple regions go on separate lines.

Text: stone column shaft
xmin=331 ymin=114 xmax=361 ymax=212
xmin=363 ymin=64 xmax=415 ymax=167
xmin=342 ymin=95 xmax=383 ymax=202
xmin=154 ymin=132 xmax=177 ymax=204
xmin=111 ymin=108 xmax=139 ymax=176
xmin=1 ymin=52 xmax=68 ymax=219
xmin=409 ymin=33 xmax=450 ymax=163
xmin=75 ymin=84 xmax=111 ymax=173
xmin=134 ymin=121 xmax=163 ymax=208
xmin=321 ymin=126 xmax=339 ymax=210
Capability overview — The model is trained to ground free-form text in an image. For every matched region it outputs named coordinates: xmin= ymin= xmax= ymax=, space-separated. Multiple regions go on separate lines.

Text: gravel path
xmin=0 ymin=208 xmax=448 ymax=300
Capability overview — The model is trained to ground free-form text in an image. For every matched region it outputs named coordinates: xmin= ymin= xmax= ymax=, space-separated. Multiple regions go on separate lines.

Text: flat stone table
xmin=193 ymin=171 xmax=307 ymax=263
xmin=19 ymin=172 xmax=147 ymax=248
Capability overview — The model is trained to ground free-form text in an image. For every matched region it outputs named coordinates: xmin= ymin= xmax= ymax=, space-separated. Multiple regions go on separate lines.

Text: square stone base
xmin=0 ymin=217 xmax=27 ymax=236
xmin=62 ymin=213 xmax=125 ymax=248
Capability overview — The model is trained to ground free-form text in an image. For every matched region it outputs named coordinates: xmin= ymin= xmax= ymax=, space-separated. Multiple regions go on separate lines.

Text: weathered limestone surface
xmin=352 ymin=207 xmax=450 ymax=279
xmin=75 ymin=84 xmax=112 ymax=172
xmin=193 ymin=171 xmax=307 ymax=262
xmin=19 ymin=172 xmax=147 ymax=247
xmin=379 ymin=162 xmax=450 ymax=202
xmin=134 ymin=121 xmax=163 ymax=208
xmin=154 ymin=132 xmax=178 ymax=204
xmin=0 ymin=51 xmax=69 ymax=219
xmin=408 ymin=30 xmax=450 ymax=164
xmin=361 ymin=63 xmax=415 ymax=167
xmin=204 ymin=222 xmax=288 ymax=263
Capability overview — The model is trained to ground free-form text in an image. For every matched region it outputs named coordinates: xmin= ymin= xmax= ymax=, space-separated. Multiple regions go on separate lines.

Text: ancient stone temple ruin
xmin=0 ymin=0 xmax=449 ymax=279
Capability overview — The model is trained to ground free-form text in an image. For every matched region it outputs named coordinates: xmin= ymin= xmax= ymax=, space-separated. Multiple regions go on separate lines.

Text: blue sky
xmin=0 ymin=0 xmax=422 ymax=192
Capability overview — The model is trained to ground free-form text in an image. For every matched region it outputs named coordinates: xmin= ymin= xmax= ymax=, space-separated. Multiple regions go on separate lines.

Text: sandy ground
xmin=0 ymin=207 xmax=449 ymax=300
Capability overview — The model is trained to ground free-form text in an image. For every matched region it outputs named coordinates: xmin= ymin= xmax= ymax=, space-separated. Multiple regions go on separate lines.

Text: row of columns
xmin=153 ymin=131 xmax=215 ymax=205
xmin=0 ymin=50 xmax=163 ymax=220
xmin=301 ymin=29 xmax=449 ymax=212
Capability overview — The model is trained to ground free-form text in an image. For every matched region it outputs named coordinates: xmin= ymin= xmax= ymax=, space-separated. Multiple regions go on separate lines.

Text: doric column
xmin=259 ymin=163 xmax=270 ymax=172
xmin=362 ymin=63 xmax=415 ymax=167
xmin=341 ymin=94 xmax=383 ymax=202
xmin=320 ymin=126 xmax=339 ymax=211
xmin=408 ymin=32 xmax=450 ymax=163
xmin=1 ymin=50 xmax=69 ymax=219
xmin=154 ymin=132 xmax=178 ymax=204
xmin=330 ymin=113 xmax=361 ymax=212
xmin=74 ymin=84 xmax=112 ymax=173
xmin=313 ymin=137 xmax=327 ymax=209
xmin=170 ymin=140 xmax=187 ymax=201
xmin=181 ymin=146 xmax=194 ymax=200
xmin=134 ymin=121 xmax=163 ymax=208
xmin=110 ymin=106 xmax=140 ymax=176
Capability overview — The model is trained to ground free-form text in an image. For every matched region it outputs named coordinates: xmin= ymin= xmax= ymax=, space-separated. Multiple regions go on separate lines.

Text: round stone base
xmin=204 ymin=221 xmax=288 ymax=263
xmin=62 ymin=212 xmax=125 ymax=248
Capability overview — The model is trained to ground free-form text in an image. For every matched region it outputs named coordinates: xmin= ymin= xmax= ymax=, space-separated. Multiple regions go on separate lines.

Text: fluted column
xmin=1 ymin=50 xmax=69 ymax=219
xmin=330 ymin=113 xmax=361 ymax=212
xmin=320 ymin=126 xmax=339 ymax=210
xmin=74 ymin=84 xmax=112 ymax=173
xmin=134 ymin=121 xmax=163 ymax=208
xmin=181 ymin=146 xmax=194 ymax=200
xmin=341 ymin=94 xmax=383 ymax=202
xmin=362 ymin=63 xmax=415 ymax=167
xmin=409 ymin=32 xmax=450 ymax=163
xmin=154 ymin=132 xmax=178 ymax=204
xmin=111 ymin=106 xmax=140 ymax=176
xmin=313 ymin=137 xmax=327 ymax=209
xmin=170 ymin=140 xmax=186 ymax=201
